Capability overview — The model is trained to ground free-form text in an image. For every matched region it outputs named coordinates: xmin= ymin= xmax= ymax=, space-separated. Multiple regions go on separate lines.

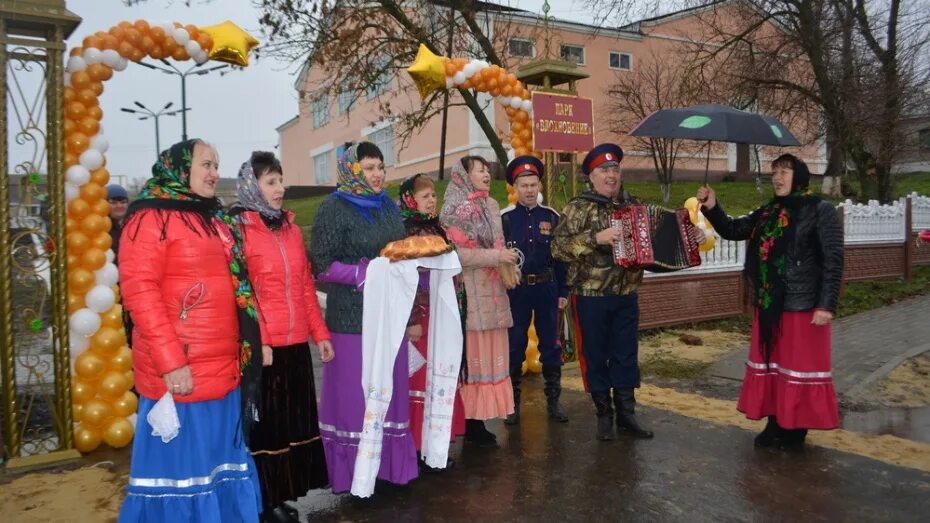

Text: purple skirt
xmin=318 ymin=332 xmax=418 ymax=494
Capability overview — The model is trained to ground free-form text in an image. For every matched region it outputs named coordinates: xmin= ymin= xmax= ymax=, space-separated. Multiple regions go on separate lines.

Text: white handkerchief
xmin=408 ymin=341 xmax=426 ymax=377
xmin=147 ymin=392 xmax=180 ymax=443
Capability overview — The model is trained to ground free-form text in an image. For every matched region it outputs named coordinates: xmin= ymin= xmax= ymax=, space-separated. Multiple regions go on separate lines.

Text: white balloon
xmin=95 ymin=263 xmax=119 ymax=286
xmin=452 ymin=71 xmax=466 ymax=85
xmin=70 ymin=308 xmax=102 ymax=337
xmin=185 ymin=40 xmax=201 ymax=56
xmin=510 ymin=96 xmax=522 ymax=108
xmin=83 ymin=47 xmax=102 ymax=65
xmin=66 ymin=56 xmax=86 ymax=73
xmin=445 ymin=78 xmax=453 ymax=90
xmin=64 ymin=73 xmax=71 ymax=87
xmin=105 ymin=249 xmax=115 ymax=263
xmin=173 ymin=28 xmax=190 ymax=45
xmin=101 ymin=49 xmax=121 ymax=68
xmin=70 ymin=332 xmax=89 ymax=353
xmin=462 ymin=63 xmax=478 ymax=78
xmin=162 ymin=23 xmax=177 ymax=40
xmin=85 ymin=285 xmax=116 ymax=313
xmin=90 ymin=134 xmax=110 ymax=153
xmin=65 ymin=165 xmax=91 ymax=186
xmin=193 ymin=51 xmax=208 ymax=65
xmin=114 ymin=57 xmax=129 ymax=72
xmin=65 ymin=182 xmax=80 ymax=202
xmin=79 ymin=149 xmax=104 ymax=170
xmin=521 ymin=100 xmax=533 ymax=112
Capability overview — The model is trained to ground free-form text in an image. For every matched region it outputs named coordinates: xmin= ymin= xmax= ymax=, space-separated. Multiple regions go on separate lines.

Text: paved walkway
xmin=707 ymin=294 xmax=930 ymax=397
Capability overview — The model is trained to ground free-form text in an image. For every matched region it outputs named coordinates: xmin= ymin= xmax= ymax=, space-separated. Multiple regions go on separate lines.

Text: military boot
xmin=542 ymin=364 xmax=569 ymax=422
xmin=591 ymin=391 xmax=614 ymax=441
xmin=614 ymin=388 xmax=654 ymax=439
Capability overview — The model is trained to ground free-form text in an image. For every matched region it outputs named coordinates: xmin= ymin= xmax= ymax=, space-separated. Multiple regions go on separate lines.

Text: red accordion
xmin=610 ymin=205 xmax=702 ymax=272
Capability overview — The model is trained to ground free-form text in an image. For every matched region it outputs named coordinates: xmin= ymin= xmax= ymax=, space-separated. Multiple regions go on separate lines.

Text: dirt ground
xmin=875 ymin=353 xmax=930 ymax=408
xmin=639 ymin=329 xmax=748 ymax=364
xmin=0 ymin=464 xmax=123 ymax=522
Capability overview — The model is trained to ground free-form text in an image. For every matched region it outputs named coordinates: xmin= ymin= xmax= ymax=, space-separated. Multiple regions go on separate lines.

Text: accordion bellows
xmin=611 ymin=205 xmax=702 ymax=272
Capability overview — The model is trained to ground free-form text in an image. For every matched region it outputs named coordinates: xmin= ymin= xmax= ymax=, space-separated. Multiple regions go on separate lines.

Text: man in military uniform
xmin=551 ymin=144 xmax=656 ymax=441
xmin=501 ymin=155 xmax=570 ymax=425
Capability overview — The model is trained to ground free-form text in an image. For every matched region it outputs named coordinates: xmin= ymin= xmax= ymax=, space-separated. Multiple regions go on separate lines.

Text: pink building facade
xmin=278 ymin=2 xmax=825 ymax=188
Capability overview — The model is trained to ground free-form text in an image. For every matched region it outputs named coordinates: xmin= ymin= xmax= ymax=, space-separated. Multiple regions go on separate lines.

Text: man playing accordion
xmin=552 ymin=143 xmax=705 ymax=441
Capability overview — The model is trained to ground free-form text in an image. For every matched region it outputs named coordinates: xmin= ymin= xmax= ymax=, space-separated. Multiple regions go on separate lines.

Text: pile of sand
xmin=876 ymin=353 xmax=930 ymax=407
xmin=640 ymin=329 xmax=747 ymax=364
xmin=0 ymin=465 xmax=123 ymax=522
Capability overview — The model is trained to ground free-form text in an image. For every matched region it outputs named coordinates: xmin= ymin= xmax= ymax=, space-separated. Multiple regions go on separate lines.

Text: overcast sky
xmin=51 ymin=0 xmax=596 ymax=184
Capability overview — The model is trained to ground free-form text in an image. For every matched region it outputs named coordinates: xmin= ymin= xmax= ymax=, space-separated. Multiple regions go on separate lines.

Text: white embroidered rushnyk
xmin=352 ymin=252 xmax=463 ymax=498
xmin=147 ymin=392 xmax=181 ymax=443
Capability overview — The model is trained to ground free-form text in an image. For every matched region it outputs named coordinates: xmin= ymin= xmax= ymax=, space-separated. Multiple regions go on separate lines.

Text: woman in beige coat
xmin=440 ymin=156 xmax=516 ymax=447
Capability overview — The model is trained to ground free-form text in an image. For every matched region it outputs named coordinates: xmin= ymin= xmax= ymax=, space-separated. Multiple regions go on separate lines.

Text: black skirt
xmin=249 ymin=342 xmax=328 ymax=508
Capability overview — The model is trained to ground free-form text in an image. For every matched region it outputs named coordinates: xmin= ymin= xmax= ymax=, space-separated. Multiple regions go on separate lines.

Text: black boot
xmin=591 ymin=391 xmax=614 ymax=441
xmin=778 ymin=428 xmax=808 ymax=451
xmin=464 ymin=419 xmax=498 ymax=447
xmin=754 ymin=416 xmax=783 ymax=448
xmin=542 ymin=364 xmax=569 ymax=423
xmin=614 ymin=388 xmax=654 ymax=439
xmin=262 ymin=505 xmax=299 ymax=523
xmin=504 ymin=364 xmax=522 ymax=425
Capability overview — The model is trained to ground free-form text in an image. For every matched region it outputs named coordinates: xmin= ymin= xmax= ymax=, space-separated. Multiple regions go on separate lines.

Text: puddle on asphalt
xmin=842 ymin=406 xmax=930 ymax=444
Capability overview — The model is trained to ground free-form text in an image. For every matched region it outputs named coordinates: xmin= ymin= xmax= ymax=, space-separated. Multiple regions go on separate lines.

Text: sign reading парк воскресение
xmin=531 ymin=92 xmax=595 ymax=152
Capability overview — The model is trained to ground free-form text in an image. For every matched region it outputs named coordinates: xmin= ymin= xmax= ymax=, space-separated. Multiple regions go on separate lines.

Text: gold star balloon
xmin=407 ymin=44 xmax=447 ymax=100
xmin=199 ymin=20 xmax=259 ymax=66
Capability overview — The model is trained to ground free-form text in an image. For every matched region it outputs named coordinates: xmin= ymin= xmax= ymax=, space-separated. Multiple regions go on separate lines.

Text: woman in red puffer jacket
xmin=231 ymin=151 xmax=333 ymax=520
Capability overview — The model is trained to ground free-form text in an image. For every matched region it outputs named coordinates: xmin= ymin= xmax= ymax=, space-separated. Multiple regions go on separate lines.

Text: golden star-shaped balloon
xmin=199 ymin=20 xmax=259 ymax=67
xmin=407 ymin=44 xmax=447 ymax=100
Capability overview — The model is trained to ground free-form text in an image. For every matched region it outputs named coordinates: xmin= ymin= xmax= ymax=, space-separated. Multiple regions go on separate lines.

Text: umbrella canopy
xmin=628 ymin=104 xmax=800 ymax=146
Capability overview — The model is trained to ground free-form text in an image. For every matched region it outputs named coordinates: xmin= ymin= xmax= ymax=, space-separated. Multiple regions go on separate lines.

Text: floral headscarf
xmin=328 ymin=142 xmax=398 ymax=222
xmin=398 ymin=173 xmax=436 ymax=222
xmin=236 ymin=159 xmax=284 ymax=224
xmin=439 ymin=160 xmax=499 ymax=249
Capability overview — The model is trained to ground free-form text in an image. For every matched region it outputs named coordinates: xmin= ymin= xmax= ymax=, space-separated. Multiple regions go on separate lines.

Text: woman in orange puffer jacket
xmin=118 ymin=139 xmax=262 ymax=522
xmin=230 ymin=151 xmax=333 ymax=521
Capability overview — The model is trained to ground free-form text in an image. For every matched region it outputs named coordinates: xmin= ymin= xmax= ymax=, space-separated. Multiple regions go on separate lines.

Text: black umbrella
xmin=628 ymin=103 xmax=800 ymax=184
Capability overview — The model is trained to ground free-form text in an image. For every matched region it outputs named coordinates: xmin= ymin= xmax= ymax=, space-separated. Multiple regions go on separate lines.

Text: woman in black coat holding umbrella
xmin=697 ymin=154 xmax=843 ymax=450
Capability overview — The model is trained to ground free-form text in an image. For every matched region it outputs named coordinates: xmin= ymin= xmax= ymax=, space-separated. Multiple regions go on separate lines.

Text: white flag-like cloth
xmin=352 ymin=252 xmax=463 ymax=498
xmin=147 ymin=392 xmax=180 ymax=443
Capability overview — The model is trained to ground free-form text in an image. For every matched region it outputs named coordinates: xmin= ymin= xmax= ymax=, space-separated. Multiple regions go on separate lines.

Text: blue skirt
xmin=119 ymin=388 xmax=263 ymax=523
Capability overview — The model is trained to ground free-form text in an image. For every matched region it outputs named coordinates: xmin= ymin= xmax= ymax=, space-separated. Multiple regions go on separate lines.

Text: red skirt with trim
xmin=737 ymin=310 xmax=839 ymax=430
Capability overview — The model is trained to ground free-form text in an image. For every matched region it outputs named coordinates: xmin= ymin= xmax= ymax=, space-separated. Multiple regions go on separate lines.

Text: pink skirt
xmin=460 ymin=328 xmax=514 ymax=420
xmin=737 ymin=310 xmax=839 ymax=430
xmin=409 ymin=318 xmax=466 ymax=451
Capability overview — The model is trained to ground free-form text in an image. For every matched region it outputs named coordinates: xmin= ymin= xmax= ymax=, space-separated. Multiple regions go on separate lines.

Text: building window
xmin=508 ymin=38 xmax=534 ymax=58
xmin=367 ymin=55 xmax=392 ymax=100
xmin=313 ymin=150 xmax=331 ymax=185
xmin=609 ymin=51 xmax=632 ymax=71
xmin=366 ymin=125 xmax=395 ymax=167
xmin=560 ymin=44 xmax=585 ymax=65
xmin=311 ymin=96 xmax=329 ymax=128
xmin=919 ymin=128 xmax=930 ymax=150
xmin=338 ymin=87 xmax=354 ymax=115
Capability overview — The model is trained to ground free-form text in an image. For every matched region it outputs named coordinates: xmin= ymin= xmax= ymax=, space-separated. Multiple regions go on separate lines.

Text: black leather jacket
xmin=702 ymin=199 xmax=844 ymax=312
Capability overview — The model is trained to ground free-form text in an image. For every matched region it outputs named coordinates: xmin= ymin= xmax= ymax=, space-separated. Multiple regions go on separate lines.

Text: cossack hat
xmin=505 ymin=155 xmax=545 ymax=185
xmin=582 ymin=143 xmax=624 ymax=175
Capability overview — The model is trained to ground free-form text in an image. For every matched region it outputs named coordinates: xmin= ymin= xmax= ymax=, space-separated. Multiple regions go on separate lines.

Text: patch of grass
xmin=895 ymin=172 xmax=930 ymax=198
xmin=838 ymin=264 xmax=930 ymax=317
xmin=640 ymin=348 xmax=712 ymax=379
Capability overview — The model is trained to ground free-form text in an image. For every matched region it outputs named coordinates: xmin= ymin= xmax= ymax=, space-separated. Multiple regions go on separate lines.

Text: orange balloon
xmin=70 ymin=70 xmax=91 ymax=89
xmin=197 ymin=33 xmax=212 ymax=50
xmin=162 ymin=37 xmax=177 ymax=55
xmin=99 ymin=370 xmax=131 ymax=398
xmin=118 ymin=40 xmax=136 ymax=59
xmin=65 ymin=101 xmax=86 ymax=120
xmin=66 ymin=231 xmax=89 ymax=253
xmin=66 ymin=132 xmax=89 ymax=154
xmin=68 ymin=267 xmax=95 ymax=293
xmin=461 ymin=78 xmax=473 ymax=89
xmin=91 ymin=199 xmax=111 ymax=217
xmin=73 ymin=402 xmax=85 ymax=423
xmin=171 ymin=46 xmax=189 ymax=61
xmin=118 ymin=21 xmax=133 ymax=31
xmin=150 ymin=45 xmax=165 ymax=59
xmin=64 ymin=118 xmax=77 ymax=135
xmin=185 ymin=24 xmax=200 ymax=42
xmin=65 ymin=152 xmax=79 ymax=168
xmin=82 ymin=399 xmax=113 ymax=427
xmin=88 ymin=81 xmax=104 ymax=96
xmin=139 ymin=36 xmax=155 ymax=54
xmin=82 ymin=35 xmax=104 ymax=50
xmin=129 ymin=48 xmax=145 ymax=62
xmin=502 ymin=84 xmax=513 ymax=96
xmin=66 ymin=216 xmax=78 ymax=231
xmin=91 ymin=327 xmax=123 ymax=356
xmin=77 ymin=88 xmax=98 ymax=106
xmin=103 ymin=417 xmax=134 ymax=448
xmin=102 ymin=34 xmax=120 ymax=50
xmin=86 ymin=63 xmax=113 ymax=82
xmin=79 ymin=117 xmax=100 ymax=137
xmin=64 ymin=86 xmax=77 ymax=102
xmin=91 ymin=168 xmax=110 ymax=186
xmin=515 ymin=110 xmax=528 ymax=123
xmin=79 ymin=182 xmax=105 ymax=203
xmin=112 ymin=390 xmax=138 ymax=417
xmin=101 ymin=304 xmax=124 ymax=328
xmin=512 ymin=121 xmax=525 ymax=134
xmin=67 ymin=253 xmax=81 ymax=270
xmin=68 ymin=293 xmax=85 ymax=313
xmin=124 ymin=370 xmax=135 ymax=389
xmin=69 ymin=46 xmax=84 ymax=57
xmin=150 ymin=26 xmax=166 ymax=43
xmin=74 ymin=424 xmax=102 ymax=453
xmin=109 ymin=344 xmax=133 ymax=371
xmin=444 ymin=62 xmax=456 ymax=76
xmin=125 ymin=28 xmax=142 ymax=46
xmin=109 ymin=26 xmax=126 ymax=41
xmin=476 ymin=81 xmax=487 ymax=91
xmin=134 ymin=19 xmax=151 ymax=33
xmin=85 ymin=105 xmax=103 ymax=122
xmin=71 ymin=377 xmax=96 ymax=403
xmin=75 ymin=350 xmax=107 ymax=381
xmin=81 ymin=247 xmax=107 ymax=270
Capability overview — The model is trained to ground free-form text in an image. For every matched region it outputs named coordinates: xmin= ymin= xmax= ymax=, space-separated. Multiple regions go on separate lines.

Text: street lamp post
xmin=136 ymin=60 xmax=230 ymax=141
xmin=120 ymin=101 xmax=183 ymax=157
